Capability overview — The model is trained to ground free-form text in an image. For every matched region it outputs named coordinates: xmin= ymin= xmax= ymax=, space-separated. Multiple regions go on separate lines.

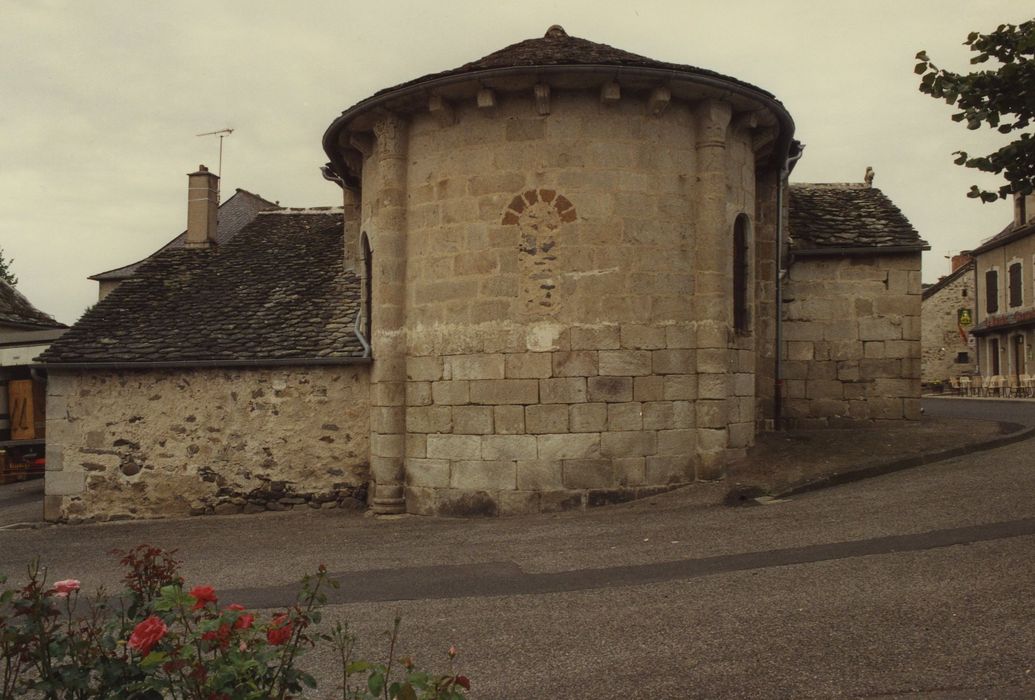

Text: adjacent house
xmin=967 ymin=193 xmax=1035 ymax=385
xmin=89 ymin=184 xmax=279 ymax=301
xmin=920 ymin=254 xmax=976 ymax=387
xmin=40 ymin=26 xmax=928 ymax=522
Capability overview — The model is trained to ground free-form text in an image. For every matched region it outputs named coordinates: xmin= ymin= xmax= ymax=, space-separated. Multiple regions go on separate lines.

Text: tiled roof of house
xmin=89 ymin=189 xmax=280 ymax=282
xmin=789 ymin=183 xmax=928 ymax=253
xmin=371 ymin=25 xmax=773 ymax=100
xmin=41 ymin=210 xmax=365 ymax=366
xmin=922 ymin=260 xmax=974 ymax=301
xmin=967 ymin=220 xmax=1035 ymax=256
xmin=0 ymin=280 xmax=66 ymax=330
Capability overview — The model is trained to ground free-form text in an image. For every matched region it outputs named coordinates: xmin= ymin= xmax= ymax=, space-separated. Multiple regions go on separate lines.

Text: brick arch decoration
xmin=502 ymin=189 xmax=577 ymax=313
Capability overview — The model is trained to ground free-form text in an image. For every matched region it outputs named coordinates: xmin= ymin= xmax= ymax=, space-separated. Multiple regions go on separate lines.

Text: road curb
xmin=765 ymin=422 xmax=1035 ymax=501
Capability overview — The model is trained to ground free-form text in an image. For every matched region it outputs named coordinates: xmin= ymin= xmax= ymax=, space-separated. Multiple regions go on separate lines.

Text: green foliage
xmin=0 ymin=249 xmax=16 ymax=287
xmin=915 ymin=18 xmax=1035 ymax=202
xmin=1 ymin=546 xmax=469 ymax=700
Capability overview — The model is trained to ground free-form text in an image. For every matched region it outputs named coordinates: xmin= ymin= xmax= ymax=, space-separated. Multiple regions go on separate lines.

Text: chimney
xmin=185 ymin=165 xmax=219 ymax=248
xmin=1014 ymin=191 xmax=1035 ymax=229
xmin=951 ymin=253 xmax=973 ymax=272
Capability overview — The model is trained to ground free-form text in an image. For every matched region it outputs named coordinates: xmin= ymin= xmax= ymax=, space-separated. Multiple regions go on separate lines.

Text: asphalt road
xmin=2 ymin=397 xmax=1035 ymax=697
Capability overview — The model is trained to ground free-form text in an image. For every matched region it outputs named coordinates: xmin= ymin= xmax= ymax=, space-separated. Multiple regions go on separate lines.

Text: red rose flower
xmin=202 ymin=623 xmax=232 ymax=649
xmin=128 ymin=616 xmax=168 ymax=655
xmin=234 ymin=613 xmax=254 ymax=630
xmin=189 ymin=585 xmax=217 ymax=610
xmin=266 ymin=614 xmax=292 ymax=646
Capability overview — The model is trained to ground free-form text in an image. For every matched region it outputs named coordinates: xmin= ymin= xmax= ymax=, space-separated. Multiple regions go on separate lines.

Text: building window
xmin=733 ymin=214 xmax=750 ymax=334
xmin=986 ymin=270 xmax=999 ymax=314
xmin=1009 ymin=261 xmax=1023 ymax=308
xmin=990 ymin=337 xmax=1001 ymax=375
xmin=955 ymin=351 xmax=970 ymax=364
xmin=360 ymin=232 xmax=373 ymax=340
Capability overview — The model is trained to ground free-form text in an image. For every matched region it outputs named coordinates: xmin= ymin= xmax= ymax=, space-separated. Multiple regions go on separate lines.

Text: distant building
xmin=41 ymin=26 xmax=927 ymax=522
xmin=88 ymin=185 xmax=279 ymax=300
xmin=967 ymin=193 xmax=1035 ymax=385
xmin=921 ymin=254 xmax=977 ymax=385
xmin=0 ymin=280 xmax=66 ymax=479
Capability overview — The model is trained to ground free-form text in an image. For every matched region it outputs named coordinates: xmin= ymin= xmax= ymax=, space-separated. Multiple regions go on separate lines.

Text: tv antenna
xmin=196 ymin=128 xmax=234 ymax=177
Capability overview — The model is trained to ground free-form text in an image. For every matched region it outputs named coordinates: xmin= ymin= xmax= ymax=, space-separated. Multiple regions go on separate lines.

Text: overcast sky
xmin=3 ymin=0 xmax=1031 ymax=324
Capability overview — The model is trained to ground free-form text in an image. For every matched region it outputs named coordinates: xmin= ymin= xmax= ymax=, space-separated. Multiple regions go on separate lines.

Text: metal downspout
xmin=774 ymin=146 xmax=804 ymax=430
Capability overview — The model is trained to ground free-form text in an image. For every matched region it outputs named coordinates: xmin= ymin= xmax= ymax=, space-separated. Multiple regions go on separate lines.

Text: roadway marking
xmin=227 ymin=516 xmax=1035 ymax=608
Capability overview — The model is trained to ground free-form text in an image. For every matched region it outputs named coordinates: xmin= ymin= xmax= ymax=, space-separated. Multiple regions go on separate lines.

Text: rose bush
xmin=0 ymin=545 xmax=469 ymax=699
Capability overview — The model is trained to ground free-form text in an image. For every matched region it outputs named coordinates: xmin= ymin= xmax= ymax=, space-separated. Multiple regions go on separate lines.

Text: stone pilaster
xmin=369 ymin=113 xmax=409 ymax=514
xmin=692 ymin=99 xmax=732 ymax=477
xmin=342 ymin=187 xmax=361 ymax=273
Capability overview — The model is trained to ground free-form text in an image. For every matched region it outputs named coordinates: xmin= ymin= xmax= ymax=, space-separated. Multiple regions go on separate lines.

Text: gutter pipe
xmin=774 ymin=144 xmax=805 ymax=431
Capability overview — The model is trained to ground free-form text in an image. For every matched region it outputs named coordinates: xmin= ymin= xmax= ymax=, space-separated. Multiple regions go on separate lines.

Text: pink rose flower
xmin=51 ymin=579 xmax=81 ymax=597
xmin=128 ymin=616 xmax=168 ymax=655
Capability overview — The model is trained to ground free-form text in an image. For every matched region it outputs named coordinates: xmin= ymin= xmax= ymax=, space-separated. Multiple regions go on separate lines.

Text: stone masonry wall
xmin=45 ymin=365 xmax=370 ymax=522
xmin=781 ymin=253 xmax=922 ymax=424
xmin=354 ymin=91 xmax=766 ymax=516
xmin=921 ymin=271 xmax=976 ymax=384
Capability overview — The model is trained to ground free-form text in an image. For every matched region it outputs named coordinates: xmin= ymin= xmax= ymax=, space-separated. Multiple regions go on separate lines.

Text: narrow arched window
xmin=733 ymin=214 xmax=751 ymax=334
xmin=360 ymin=232 xmax=373 ymax=339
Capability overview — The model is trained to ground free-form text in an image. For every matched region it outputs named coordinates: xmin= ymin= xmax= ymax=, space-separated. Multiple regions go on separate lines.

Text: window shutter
xmin=1009 ymin=262 xmax=1022 ymax=308
xmin=986 ymin=270 xmax=999 ymax=313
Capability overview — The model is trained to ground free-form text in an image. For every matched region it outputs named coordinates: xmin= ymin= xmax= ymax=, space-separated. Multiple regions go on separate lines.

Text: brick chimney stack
xmin=185 ymin=165 xmax=219 ymax=249
xmin=1015 ymin=192 xmax=1035 ymax=229
xmin=951 ymin=253 xmax=973 ymax=272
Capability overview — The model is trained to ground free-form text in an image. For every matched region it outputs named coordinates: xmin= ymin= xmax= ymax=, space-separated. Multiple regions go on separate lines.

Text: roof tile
xmin=42 ymin=211 xmax=363 ymax=365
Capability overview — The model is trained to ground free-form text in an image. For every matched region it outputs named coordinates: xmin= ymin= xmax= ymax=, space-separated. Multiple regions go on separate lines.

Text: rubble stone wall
xmin=781 ymin=253 xmax=922 ymax=424
xmin=44 ymin=366 xmax=370 ymax=522
xmin=921 ymin=271 xmax=977 ymax=384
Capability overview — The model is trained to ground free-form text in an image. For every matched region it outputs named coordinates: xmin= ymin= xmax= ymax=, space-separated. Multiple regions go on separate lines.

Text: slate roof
xmin=789 ymin=183 xmax=928 ymax=253
xmin=371 ymin=25 xmax=772 ymax=100
xmin=922 ymin=259 xmax=974 ymax=301
xmin=0 ymin=280 xmax=66 ymax=330
xmin=90 ymin=189 xmax=280 ymax=282
xmin=41 ymin=210 xmax=365 ymax=366
xmin=966 ymin=220 xmax=1035 ymax=256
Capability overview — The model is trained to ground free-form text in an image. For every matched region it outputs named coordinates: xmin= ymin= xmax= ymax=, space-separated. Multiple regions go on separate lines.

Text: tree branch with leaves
xmin=915 ymin=18 xmax=1035 ymax=202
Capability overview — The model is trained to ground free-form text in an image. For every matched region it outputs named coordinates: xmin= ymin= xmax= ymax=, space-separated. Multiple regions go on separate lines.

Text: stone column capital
xmin=696 ymin=99 xmax=732 ymax=151
xmin=373 ymin=112 xmax=407 ymax=161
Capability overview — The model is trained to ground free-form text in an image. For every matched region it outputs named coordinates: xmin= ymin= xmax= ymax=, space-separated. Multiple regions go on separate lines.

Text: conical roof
xmin=372 ymin=25 xmax=771 ymax=99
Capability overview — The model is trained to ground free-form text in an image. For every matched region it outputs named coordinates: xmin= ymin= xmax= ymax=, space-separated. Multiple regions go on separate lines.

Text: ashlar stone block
xmin=450 ymin=460 xmax=517 ymax=490
xmin=452 ymin=406 xmax=494 ymax=434
xmin=481 ymin=434 xmax=539 ymax=460
xmin=599 ymin=350 xmax=652 ymax=376
xmin=525 ymin=404 xmax=570 ymax=434
xmin=600 ymin=431 xmax=657 ymax=458
xmin=426 ymin=434 xmax=481 ymax=460
xmin=587 ymin=376 xmax=633 ymax=403
xmin=563 ymin=460 xmax=614 ymax=489
xmin=570 ymin=403 xmax=608 ymax=432
xmin=504 ymin=352 xmax=552 ymax=379
xmin=539 ymin=377 xmax=588 ymax=404
xmin=538 ymin=433 xmax=602 ymax=460
xmin=608 ymin=402 xmax=643 ymax=431
xmin=516 ymin=460 xmax=564 ymax=490
xmin=493 ymin=405 xmax=526 ymax=434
